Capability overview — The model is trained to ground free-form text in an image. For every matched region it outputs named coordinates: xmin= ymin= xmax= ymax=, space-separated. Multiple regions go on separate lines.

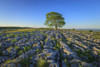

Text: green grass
xmin=4 ymin=59 xmax=16 ymax=64
xmin=18 ymin=46 xmax=32 ymax=55
xmin=20 ymin=56 xmax=32 ymax=67
xmin=64 ymin=59 xmax=70 ymax=67
xmin=36 ymin=49 xmax=40 ymax=52
xmin=75 ymin=49 xmax=95 ymax=63
xmin=6 ymin=46 xmax=13 ymax=52
xmin=93 ymin=32 xmax=100 ymax=39
xmin=11 ymin=39 xmax=17 ymax=43
xmin=1 ymin=28 xmax=55 ymax=33
xmin=15 ymin=46 xmax=21 ymax=54
xmin=54 ymin=39 xmax=61 ymax=50
xmin=23 ymin=45 xmax=31 ymax=52
xmin=79 ymin=64 xmax=82 ymax=67
xmin=18 ymin=50 xmax=23 ymax=55
xmin=37 ymin=59 xmax=49 ymax=67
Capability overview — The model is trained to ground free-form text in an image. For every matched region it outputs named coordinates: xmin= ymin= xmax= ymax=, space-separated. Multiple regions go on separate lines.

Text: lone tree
xmin=44 ymin=12 xmax=65 ymax=30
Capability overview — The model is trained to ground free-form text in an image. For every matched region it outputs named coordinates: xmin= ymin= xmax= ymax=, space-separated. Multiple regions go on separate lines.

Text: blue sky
xmin=0 ymin=0 xmax=100 ymax=29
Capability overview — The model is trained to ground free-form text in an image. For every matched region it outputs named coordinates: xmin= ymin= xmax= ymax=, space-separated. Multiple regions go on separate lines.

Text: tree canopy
xmin=44 ymin=12 xmax=65 ymax=30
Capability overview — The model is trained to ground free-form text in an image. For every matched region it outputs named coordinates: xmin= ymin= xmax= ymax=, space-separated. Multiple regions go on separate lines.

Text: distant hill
xmin=77 ymin=29 xmax=100 ymax=32
xmin=0 ymin=27 xmax=32 ymax=30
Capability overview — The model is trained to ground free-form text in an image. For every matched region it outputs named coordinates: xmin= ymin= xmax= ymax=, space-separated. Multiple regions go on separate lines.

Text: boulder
xmin=46 ymin=56 xmax=55 ymax=60
xmin=63 ymin=53 xmax=67 ymax=59
xmin=43 ymin=49 xmax=54 ymax=54
xmin=29 ymin=64 xmax=34 ymax=67
xmin=49 ymin=63 xmax=59 ymax=67
xmin=17 ymin=64 xmax=22 ymax=67
xmin=0 ymin=41 xmax=11 ymax=48
xmin=0 ymin=56 xmax=8 ymax=62
xmin=71 ymin=63 xmax=80 ymax=67
xmin=47 ymin=60 xmax=55 ymax=63
xmin=62 ymin=60 xmax=67 ymax=67
xmin=56 ymin=35 xmax=60 ymax=39
xmin=2 ymin=51 xmax=9 ymax=56
xmin=55 ymin=63 xmax=59 ymax=67
xmin=81 ymin=62 xmax=95 ymax=67
xmin=44 ymin=45 xmax=54 ymax=49
xmin=36 ymin=42 xmax=41 ymax=47
xmin=49 ymin=63 xmax=55 ymax=67
xmin=6 ymin=64 xmax=16 ymax=67
xmin=46 ymin=52 xmax=57 ymax=60
xmin=31 ymin=55 xmax=37 ymax=63
xmin=70 ymin=59 xmax=81 ymax=63
xmin=60 ymin=41 xmax=79 ymax=60
xmin=0 ymin=60 xmax=2 ymax=64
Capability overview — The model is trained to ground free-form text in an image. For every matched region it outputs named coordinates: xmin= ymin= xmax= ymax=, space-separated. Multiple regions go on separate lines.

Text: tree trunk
xmin=55 ymin=24 xmax=57 ymax=30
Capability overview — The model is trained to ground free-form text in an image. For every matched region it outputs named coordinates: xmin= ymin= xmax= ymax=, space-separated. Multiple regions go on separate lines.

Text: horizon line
xmin=0 ymin=26 xmax=100 ymax=30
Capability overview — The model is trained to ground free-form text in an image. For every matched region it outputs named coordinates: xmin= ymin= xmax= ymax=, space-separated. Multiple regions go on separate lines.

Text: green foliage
xmin=66 ymin=63 xmax=70 ymax=67
xmin=41 ymin=44 xmax=44 ymax=49
xmin=56 ymin=42 xmax=60 ymax=49
xmin=23 ymin=46 xmax=31 ymax=52
xmin=54 ymin=47 xmax=58 ymax=50
xmin=93 ymin=32 xmax=100 ymax=39
xmin=5 ymin=59 xmax=12 ymax=64
xmin=64 ymin=59 xmax=70 ymax=67
xmin=18 ymin=46 xmax=31 ymax=55
xmin=75 ymin=49 xmax=94 ymax=62
xmin=89 ymin=30 xmax=93 ymax=32
xmin=0 ymin=34 xmax=2 ymax=36
xmin=79 ymin=64 xmax=82 ymax=67
xmin=36 ymin=49 xmax=40 ymax=52
xmin=6 ymin=46 xmax=13 ymax=52
xmin=18 ymin=50 xmax=23 ymax=55
xmin=14 ymin=35 xmax=18 ymax=37
xmin=72 ymin=28 xmax=76 ymax=31
xmin=11 ymin=39 xmax=17 ymax=43
xmin=15 ymin=46 xmax=20 ymax=50
xmin=6 ymin=34 xmax=10 ymax=37
xmin=54 ymin=40 xmax=61 ymax=50
xmin=24 ymin=33 xmax=28 ymax=36
xmin=37 ymin=36 xmax=39 ymax=38
xmin=15 ymin=46 xmax=21 ymax=54
xmin=64 ymin=59 xmax=67 ymax=62
xmin=80 ymin=44 xmax=84 ymax=47
xmin=4 ymin=59 xmax=16 ymax=64
xmin=98 ymin=51 xmax=100 ymax=59
xmin=44 ymin=12 xmax=65 ymax=30
xmin=37 ymin=59 xmax=48 ymax=67
xmin=20 ymin=56 xmax=32 ymax=67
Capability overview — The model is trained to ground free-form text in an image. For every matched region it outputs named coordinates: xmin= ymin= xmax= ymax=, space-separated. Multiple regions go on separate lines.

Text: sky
xmin=0 ymin=0 xmax=100 ymax=29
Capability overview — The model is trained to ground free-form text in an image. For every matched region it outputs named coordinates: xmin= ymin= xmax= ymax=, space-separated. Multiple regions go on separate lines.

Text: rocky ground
xmin=0 ymin=30 xmax=100 ymax=67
